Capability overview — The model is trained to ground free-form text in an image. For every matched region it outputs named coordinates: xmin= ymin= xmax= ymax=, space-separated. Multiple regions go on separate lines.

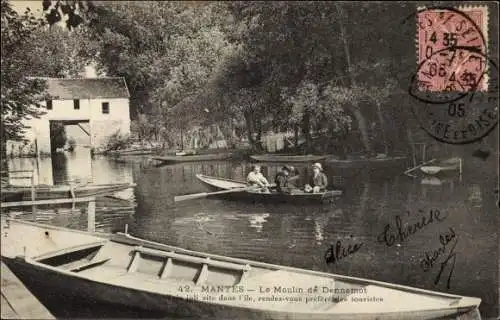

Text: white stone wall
xmin=7 ymin=98 xmax=131 ymax=156
xmin=88 ymin=98 xmax=131 ymax=152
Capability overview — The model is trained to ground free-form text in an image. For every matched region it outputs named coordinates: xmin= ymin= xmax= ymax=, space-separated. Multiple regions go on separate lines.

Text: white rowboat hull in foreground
xmin=1 ymin=219 xmax=481 ymax=320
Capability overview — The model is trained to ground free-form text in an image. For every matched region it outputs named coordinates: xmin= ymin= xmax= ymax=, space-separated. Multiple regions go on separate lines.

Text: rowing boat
xmin=420 ymin=157 xmax=462 ymax=176
xmin=1 ymin=183 xmax=136 ymax=202
xmin=151 ymin=153 xmax=234 ymax=165
xmin=1 ymin=219 xmax=482 ymax=319
xmin=196 ymin=174 xmax=341 ymax=204
xmin=107 ymin=149 xmax=156 ymax=156
xmin=250 ymin=154 xmax=327 ymax=163
xmin=326 ymin=156 xmax=408 ymax=169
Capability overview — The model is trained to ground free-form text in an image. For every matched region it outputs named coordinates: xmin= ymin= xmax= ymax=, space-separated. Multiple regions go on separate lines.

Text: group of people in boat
xmin=246 ymin=162 xmax=328 ymax=194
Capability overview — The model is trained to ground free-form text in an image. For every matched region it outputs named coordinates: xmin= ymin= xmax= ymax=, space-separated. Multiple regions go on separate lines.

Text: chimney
xmin=83 ymin=65 xmax=98 ymax=78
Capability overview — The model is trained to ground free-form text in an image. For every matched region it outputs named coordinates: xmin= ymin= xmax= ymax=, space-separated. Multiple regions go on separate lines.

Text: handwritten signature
xmin=420 ymin=227 xmax=458 ymax=289
xmin=324 ymin=239 xmax=363 ymax=264
xmin=377 ymin=208 xmax=447 ymax=247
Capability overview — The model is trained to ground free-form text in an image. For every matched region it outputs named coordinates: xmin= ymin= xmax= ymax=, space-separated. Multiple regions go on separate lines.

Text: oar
xmin=404 ymin=158 xmax=437 ymax=176
xmin=174 ymin=187 xmax=251 ymax=202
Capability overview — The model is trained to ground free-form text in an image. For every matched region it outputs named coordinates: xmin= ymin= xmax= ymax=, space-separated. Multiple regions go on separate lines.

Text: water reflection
xmin=247 ymin=213 xmax=270 ymax=233
xmin=6 ymin=157 xmax=53 ymax=186
xmin=4 ymin=153 xmax=498 ymax=318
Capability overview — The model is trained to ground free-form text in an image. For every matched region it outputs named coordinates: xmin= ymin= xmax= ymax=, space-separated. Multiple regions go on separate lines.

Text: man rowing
xmin=247 ymin=165 xmax=270 ymax=193
xmin=304 ymin=162 xmax=328 ymax=193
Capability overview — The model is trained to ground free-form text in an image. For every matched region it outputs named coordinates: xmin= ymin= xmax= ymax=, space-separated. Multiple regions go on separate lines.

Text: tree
xmin=130 ymin=113 xmax=155 ymax=144
xmin=2 ymin=0 xmax=98 ymax=163
xmin=85 ymin=2 xmax=234 ymax=108
xmin=42 ymin=0 xmax=86 ymax=30
xmin=220 ymin=2 xmax=419 ymax=155
xmin=25 ymin=26 xmax=95 ymax=77
xmin=281 ymin=81 xmax=320 ymax=152
xmin=281 ymin=80 xmax=352 ymax=154
xmin=81 ymin=1 xmax=237 ymax=148
xmin=1 ymin=0 xmax=48 ymax=146
xmin=222 ymin=2 xmax=365 ymax=153
xmin=49 ymin=122 xmax=66 ymax=151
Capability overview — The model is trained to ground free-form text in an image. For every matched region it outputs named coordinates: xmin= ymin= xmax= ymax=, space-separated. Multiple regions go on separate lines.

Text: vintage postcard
xmin=1 ymin=1 xmax=498 ymax=319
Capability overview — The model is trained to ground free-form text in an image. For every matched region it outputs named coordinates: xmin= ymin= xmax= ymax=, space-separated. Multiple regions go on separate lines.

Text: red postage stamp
xmin=417 ymin=6 xmax=489 ymax=92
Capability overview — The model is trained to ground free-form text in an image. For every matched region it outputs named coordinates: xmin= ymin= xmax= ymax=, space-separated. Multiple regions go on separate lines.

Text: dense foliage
xmin=1 ymin=0 xmax=48 ymax=142
xmin=1 ymin=0 xmax=94 ymax=151
xmin=6 ymin=1 xmax=492 ymax=156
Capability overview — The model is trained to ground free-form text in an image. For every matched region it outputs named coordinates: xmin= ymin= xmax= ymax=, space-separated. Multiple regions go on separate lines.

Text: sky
xmin=10 ymin=0 xmax=44 ymax=15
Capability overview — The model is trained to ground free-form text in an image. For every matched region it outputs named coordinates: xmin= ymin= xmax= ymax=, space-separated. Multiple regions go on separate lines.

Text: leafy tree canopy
xmin=1 ymin=0 xmax=48 ymax=141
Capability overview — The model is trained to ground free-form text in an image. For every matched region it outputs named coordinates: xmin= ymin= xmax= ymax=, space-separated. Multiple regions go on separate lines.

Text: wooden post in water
xmin=87 ymin=198 xmax=96 ymax=233
xmin=70 ymin=183 xmax=76 ymax=211
xmin=459 ymin=158 xmax=463 ymax=182
xmin=30 ymin=170 xmax=37 ymax=219
xmin=411 ymin=143 xmax=417 ymax=168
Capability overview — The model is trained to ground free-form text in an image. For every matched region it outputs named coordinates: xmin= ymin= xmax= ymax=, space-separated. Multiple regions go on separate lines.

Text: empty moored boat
xmin=325 ymin=156 xmax=408 ymax=169
xmin=151 ymin=153 xmax=234 ymax=165
xmin=107 ymin=149 xmax=156 ymax=156
xmin=195 ymin=174 xmax=340 ymax=204
xmin=1 ymin=183 xmax=136 ymax=202
xmin=1 ymin=219 xmax=482 ymax=320
xmin=420 ymin=157 xmax=462 ymax=176
xmin=250 ymin=154 xmax=327 ymax=163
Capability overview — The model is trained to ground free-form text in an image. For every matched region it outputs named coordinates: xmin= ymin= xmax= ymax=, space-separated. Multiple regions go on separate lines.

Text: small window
xmin=102 ymin=102 xmax=109 ymax=114
xmin=46 ymin=100 xmax=53 ymax=110
xmin=73 ymin=99 xmax=80 ymax=110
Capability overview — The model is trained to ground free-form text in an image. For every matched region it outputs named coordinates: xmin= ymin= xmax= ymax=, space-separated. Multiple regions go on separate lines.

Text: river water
xmin=3 ymin=148 xmax=498 ymax=319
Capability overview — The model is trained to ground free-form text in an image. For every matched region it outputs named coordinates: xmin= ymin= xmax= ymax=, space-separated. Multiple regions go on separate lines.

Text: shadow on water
xmin=5 ymin=150 xmax=499 ymax=318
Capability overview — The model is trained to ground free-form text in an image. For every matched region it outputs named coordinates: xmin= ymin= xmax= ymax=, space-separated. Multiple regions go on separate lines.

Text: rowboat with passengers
xmin=195 ymin=174 xmax=341 ymax=204
xmin=1 ymin=218 xmax=482 ymax=320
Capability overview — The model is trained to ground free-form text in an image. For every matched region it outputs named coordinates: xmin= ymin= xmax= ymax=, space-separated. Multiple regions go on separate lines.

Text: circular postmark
xmin=409 ymin=46 xmax=488 ymax=104
xmin=407 ymin=6 xmax=497 ymax=145
xmin=410 ymin=48 xmax=498 ymax=145
xmin=412 ymin=6 xmax=488 ymax=104
xmin=421 ymin=46 xmax=487 ymax=92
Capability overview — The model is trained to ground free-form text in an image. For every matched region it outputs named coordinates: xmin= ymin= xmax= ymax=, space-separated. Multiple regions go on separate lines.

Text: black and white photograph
xmin=1 ymin=1 xmax=498 ymax=319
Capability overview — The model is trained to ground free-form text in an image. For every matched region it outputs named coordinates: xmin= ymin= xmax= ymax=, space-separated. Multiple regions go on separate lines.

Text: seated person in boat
xmin=275 ymin=166 xmax=300 ymax=194
xmin=247 ymin=165 xmax=270 ymax=193
xmin=275 ymin=166 xmax=293 ymax=194
xmin=304 ymin=163 xmax=328 ymax=193
xmin=287 ymin=166 xmax=300 ymax=186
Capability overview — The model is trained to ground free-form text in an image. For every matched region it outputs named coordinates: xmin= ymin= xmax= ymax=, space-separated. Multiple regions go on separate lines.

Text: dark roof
xmin=33 ymin=77 xmax=130 ymax=99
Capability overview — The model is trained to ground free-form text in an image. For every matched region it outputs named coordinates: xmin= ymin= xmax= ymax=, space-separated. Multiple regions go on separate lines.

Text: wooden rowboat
xmin=1 ymin=219 xmax=482 ymax=319
xmin=326 ymin=156 xmax=408 ymax=169
xmin=420 ymin=157 xmax=462 ymax=176
xmin=151 ymin=153 xmax=234 ymax=165
xmin=196 ymin=174 xmax=341 ymax=204
xmin=0 ymin=183 xmax=136 ymax=202
xmin=107 ymin=149 xmax=156 ymax=156
xmin=251 ymin=154 xmax=327 ymax=163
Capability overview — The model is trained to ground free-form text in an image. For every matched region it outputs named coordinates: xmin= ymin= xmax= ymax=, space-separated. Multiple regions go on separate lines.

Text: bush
xmin=105 ymin=130 xmax=131 ymax=151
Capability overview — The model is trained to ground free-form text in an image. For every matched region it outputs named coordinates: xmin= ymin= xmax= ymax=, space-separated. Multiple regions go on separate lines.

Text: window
xmin=73 ymin=99 xmax=80 ymax=110
xmin=46 ymin=100 xmax=53 ymax=110
xmin=102 ymin=102 xmax=109 ymax=114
